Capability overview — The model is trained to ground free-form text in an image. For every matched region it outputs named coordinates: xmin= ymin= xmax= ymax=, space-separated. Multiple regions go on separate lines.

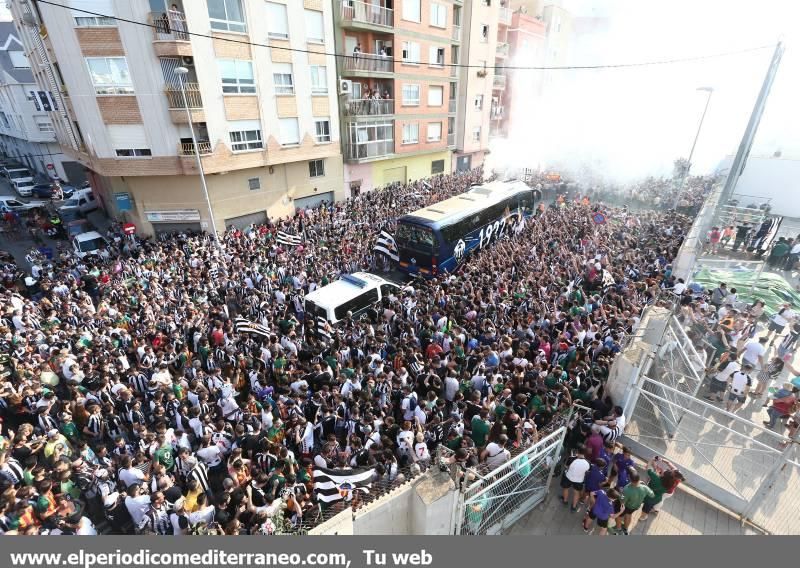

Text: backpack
xmin=407 ymin=394 xmax=418 ymax=412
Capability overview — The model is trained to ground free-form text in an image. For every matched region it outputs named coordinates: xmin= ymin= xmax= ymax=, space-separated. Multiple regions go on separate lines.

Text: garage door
xmin=383 ymin=166 xmax=407 ymax=185
xmin=225 ymin=210 xmax=267 ymax=230
xmin=152 ymin=222 xmax=202 ymax=235
xmin=294 ymin=192 xmax=334 ymax=211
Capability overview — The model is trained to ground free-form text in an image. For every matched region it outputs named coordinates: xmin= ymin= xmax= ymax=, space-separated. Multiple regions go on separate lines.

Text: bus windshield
xmin=396 ymin=223 xmax=436 ymax=252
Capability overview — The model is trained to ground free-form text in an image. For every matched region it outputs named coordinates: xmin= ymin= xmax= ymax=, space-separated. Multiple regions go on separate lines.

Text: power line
xmin=35 ymin=0 xmax=774 ymax=72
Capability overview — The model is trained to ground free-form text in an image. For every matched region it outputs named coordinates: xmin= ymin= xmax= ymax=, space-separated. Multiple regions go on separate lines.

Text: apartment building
xmin=0 ymin=22 xmax=75 ymax=182
xmin=333 ymin=0 xmax=462 ymax=194
xmin=452 ymin=0 xmax=498 ymax=173
xmin=10 ymin=0 xmax=344 ymax=235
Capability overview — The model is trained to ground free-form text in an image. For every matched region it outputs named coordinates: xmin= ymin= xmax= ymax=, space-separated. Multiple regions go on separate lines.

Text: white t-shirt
xmin=124 ymin=494 xmax=151 ymax=526
xmin=742 ymin=341 xmax=766 ymax=366
xmin=196 ymin=445 xmax=222 ymax=467
xmin=565 ymin=457 xmax=590 ymax=483
xmin=714 ymin=361 xmax=740 ymax=383
xmin=119 ymin=467 xmax=145 ymax=488
xmin=729 ymin=371 xmax=752 ymax=395
xmin=773 ymin=309 xmax=796 ymax=328
xmin=484 ymin=442 xmax=510 ymax=470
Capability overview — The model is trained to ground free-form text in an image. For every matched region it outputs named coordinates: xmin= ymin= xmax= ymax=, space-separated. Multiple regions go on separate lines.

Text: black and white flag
xmin=234 ymin=316 xmax=270 ymax=339
xmin=313 ymin=466 xmax=374 ymax=503
xmin=277 ymin=231 xmax=302 ymax=247
xmin=316 ymin=316 xmax=331 ymax=341
xmin=374 ymin=230 xmax=399 ymax=262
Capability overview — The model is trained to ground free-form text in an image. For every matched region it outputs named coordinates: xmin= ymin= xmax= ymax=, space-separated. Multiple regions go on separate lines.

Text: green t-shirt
xmin=622 ymin=482 xmax=655 ymax=510
xmin=528 ymin=395 xmax=545 ymax=413
xmin=60 ymin=422 xmax=80 ymax=442
xmin=153 ymin=445 xmax=175 ymax=471
xmin=644 ymin=469 xmax=667 ymax=505
xmin=267 ymin=473 xmax=286 ymax=496
xmin=278 ymin=319 xmax=295 ymax=334
xmin=445 ymin=436 xmax=462 ymax=451
xmin=470 ymin=416 xmax=490 ymax=447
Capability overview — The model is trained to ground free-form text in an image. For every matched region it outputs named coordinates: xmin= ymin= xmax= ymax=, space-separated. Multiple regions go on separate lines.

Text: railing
xmin=447 ymin=132 xmax=455 ymax=146
xmin=148 ymin=11 xmax=189 ymax=41
xmin=164 ymin=83 xmax=202 ymax=109
xmin=345 ymin=140 xmax=393 ymax=160
xmin=340 ymin=0 xmax=394 ymax=27
xmin=490 ymin=106 xmax=504 ymax=119
xmin=496 ymin=42 xmax=509 ymax=57
xmin=343 ymin=98 xmax=394 ymax=116
xmin=499 ymin=6 xmax=512 ymax=25
xmin=178 ymin=141 xmax=212 ymax=156
xmin=452 ymin=25 xmax=461 ymax=41
xmin=493 ymin=74 xmax=507 ymax=89
xmin=342 ymin=54 xmax=394 ymax=73
xmin=448 ymin=99 xmax=456 ymax=113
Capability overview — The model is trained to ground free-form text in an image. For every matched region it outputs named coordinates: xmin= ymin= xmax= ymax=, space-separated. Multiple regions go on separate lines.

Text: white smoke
xmin=490 ymin=0 xmax=800 ymax=186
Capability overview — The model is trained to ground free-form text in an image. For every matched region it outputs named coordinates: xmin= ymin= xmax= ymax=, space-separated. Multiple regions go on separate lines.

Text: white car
xmin=0 ymin=196 xmax=47 ymax=213
xmin=72 ymin=231 xmax=110 ymax=259
xmin=11 ymin=178 xmax=36 ymax=197
xmin=59 ymin=188 xmax=99 ymax=215
xmin=304 ymin=272 xmax=406 ymax=325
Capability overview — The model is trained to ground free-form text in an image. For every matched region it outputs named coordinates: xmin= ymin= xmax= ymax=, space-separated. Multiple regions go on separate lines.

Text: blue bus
xmin=395 ymin=181 xmax=539 ymax=277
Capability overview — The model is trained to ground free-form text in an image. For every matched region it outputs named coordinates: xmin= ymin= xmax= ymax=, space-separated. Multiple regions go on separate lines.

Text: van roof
xmin=305 ymin=271 xmax=393 ymax=309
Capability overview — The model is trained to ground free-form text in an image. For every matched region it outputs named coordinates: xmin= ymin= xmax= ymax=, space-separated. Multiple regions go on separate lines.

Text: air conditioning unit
xmin=181 ymin=56 xmax=194 ymax=66
xmin=339 ymin=79 xmax=351 ymax=95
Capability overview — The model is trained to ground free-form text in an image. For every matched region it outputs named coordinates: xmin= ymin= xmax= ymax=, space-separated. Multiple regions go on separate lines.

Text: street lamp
xmin=673 ymin=86 xmax=714 ymax=209
xmin=174 ymin=66 xmax=225 ymax=261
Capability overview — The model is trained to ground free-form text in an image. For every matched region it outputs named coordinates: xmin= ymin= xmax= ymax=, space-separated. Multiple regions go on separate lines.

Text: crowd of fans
xmin=0 ymin=166 xmax=698 ymax=536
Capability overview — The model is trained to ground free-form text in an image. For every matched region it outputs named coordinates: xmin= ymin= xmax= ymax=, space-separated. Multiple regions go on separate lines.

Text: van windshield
xmin=78 ymin=237 xmax=106 ymax=252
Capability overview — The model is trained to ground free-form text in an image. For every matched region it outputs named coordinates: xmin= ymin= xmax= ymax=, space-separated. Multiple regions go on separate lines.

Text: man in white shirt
xmin=560 ymin=446 xmax=590 ymax=512
xmin=481 ymin=434 xmax=511 ymax=471
xmin=739 ymin=336 xmax=767 ymax=371
xmin=124 ymin=484 xmax=151 ymax=529
xmin=726 ymin=363 xmax=753 ymax=413
xmin=705 ymin=352 xmax=740 ymax=403
xmin=767 ymin=304 xmax=796 ymax=345
xmin=119 ymin=457 xmax=147 ymax=488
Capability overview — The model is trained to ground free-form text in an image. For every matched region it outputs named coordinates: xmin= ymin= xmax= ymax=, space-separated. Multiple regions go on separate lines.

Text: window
xmin=402 ymin=123 xmax=419 ymax=144
xmin=272 ymin=63 xmax=294 ymax=95
xmin=0 ymin=112 xmax=10 ymax=128
xmin=430 ymin=3 xmax=447 ymax=27
xmin=474 ymin=94 xmax=483 ymax=109
xmin=309 ymin=159 xmax=325 ymax=177
xmin=248 ymin=177 xmax=261 ymax=191
xmin=431 ymin=159 xmax=445 ymax=174
xmin=402 ymin=0 xmax=421 ymax=22
xmin=85 ymin=57 xmax=133 ymax=94
xmin=472 ymin=126 xmax=481 ymax=141
xmin=334 ymin=289 xmax=379 ymax=321
xmin=217 ymin=59 xmax=255 ymax=93
xmin=304 ymin=9 xmax=324 ymax=43
xmin=482 ymin=0 xmax=491 ymax=5
xmin=402 ymin=84 xmax=420 ymax=106
xmin=115 ymin=148 xmax=152 ymax=157
xmin=8 ymin=51 xmax=29 ymax=69
xmin=314 ymin=119 xmax=331 ymax=143
xmin=36 ymin=118 xmax=54 ymax=133
xmin=70 ymin=0 xmax=115 ymax=26
xmin=481 ymin=24 xmax=489 ymax=41
xmin=427 ymin=122 xmax=442 ymax=142
xmin=266 ymin=2 xmax=288 ymax=39
xmin=428 ymin=46 xmax=445 ymax=67
xmin=556 ymin=16 xmax=561 ymax=33
xmin=208 ymin=0 xmax=246 ymax=33
xmin=279 ymin=117 xmax=300 ymax=146
xmin=427 ymin=85 xmax=443 ymax=106
xmin=401 ymin=41 xmax=420 ymax=64
xmin=310 ymin=65 xmax=327 ymax=94
xmin=229 ymin=120 xmax=263 ymax=151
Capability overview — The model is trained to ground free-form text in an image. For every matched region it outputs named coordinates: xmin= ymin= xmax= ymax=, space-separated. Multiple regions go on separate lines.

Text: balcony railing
xmin=178 ymin=141 xmax=212 ymax=156
xmin=342 ymin=54 xmax=394 ymax=73
xmin=448 ymin=99 xmax=456 ymax=113
xmin=149 ymin=11 xmax=189 ymax=41
xmin=165 ymin=83 xmax=202 ymax=109
xmin=496 ymin=42 xmax=509 ymax=58
xmin=452 ymin=25 xmax=461 ymax=41
xmin=493 ymin=74 xmax=507 ymax=89
xmin=490 ymin=106 xmax=504 ymax=119
xmin=344 ymin=98 xmax=394 ymax=116
xmin=499 ymin=6 xmax=512 ymax=25
xmin=345 ymin=140 xmax=393 ymax=160
xmin=447 ymin=132 xmax=455 ymax=146
xmin=340 ymin=0 xmax=394 ymax=28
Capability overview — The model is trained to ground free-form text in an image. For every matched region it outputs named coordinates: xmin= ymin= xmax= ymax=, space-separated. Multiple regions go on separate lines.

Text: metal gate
xmin=623 ymin=375 xmax=800 ymax=534
xmin=454 ymin=427 xmax=566 ymax=535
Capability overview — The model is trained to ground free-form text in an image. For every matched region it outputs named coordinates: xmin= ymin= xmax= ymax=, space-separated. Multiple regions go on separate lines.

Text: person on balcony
xmin=353 ymin=43 xmax=362 ymax=59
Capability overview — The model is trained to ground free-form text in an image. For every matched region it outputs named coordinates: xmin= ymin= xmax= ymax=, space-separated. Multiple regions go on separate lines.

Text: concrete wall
xmin=717 ymin=155 xmax=800 ymax=218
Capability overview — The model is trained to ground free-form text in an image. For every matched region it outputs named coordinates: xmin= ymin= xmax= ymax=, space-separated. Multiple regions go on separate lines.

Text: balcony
xmin=490 ymin=106 xmax=504 ymax=120
xmin=452 ymin=25 xmax=461 ymax=41
xmin=496 ymin=42 xmax=509 ymax=58
xmin=165 ymin=83 xmax=202 ymax=108
xmin=178 ymin=141 xmax=212 ymax=156
xmin=345 ymin=140 xmax=393 ymax=161
xmin=447 ymin=132 xmax=455 ymax=147
xmin=340 ymin=0 xmax=393 ymax=28
xmin=499 ymin=6 xmax=512 ymax=25
xmin=493 ymin=74 xmax=507 ymax=90
xmin=342 ymin=54 xmax=394 ymax=74
xmin=148 ymin=11 xmax=192 ymax=57
xmin=448 ymin=99 xmax=456 ymax=113
xmin=343 ymin=98 xmax=394 ymax=117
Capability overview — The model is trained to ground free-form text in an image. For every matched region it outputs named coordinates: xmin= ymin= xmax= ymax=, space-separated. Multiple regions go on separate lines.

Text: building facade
xmin=0 ymin=22 xmax=76 ymax=182
xmin=10 ymin=0 xmax=345 ymax=235
xmin=333 ymin=0 xmax=462 ymax=194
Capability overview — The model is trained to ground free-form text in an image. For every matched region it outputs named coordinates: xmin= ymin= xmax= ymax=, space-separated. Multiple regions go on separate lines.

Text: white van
xmin=11 ymin=178 xmax=36 ymax=197
xmin=4 ymin=167 xmax=33 ymax=184
xmin=59 ymin=188 xmax=98 ymax=214
xmin=304 ymin=272 xmax=404 ymax=324
xmin=72 ymin=231 xmax=110 ymax=259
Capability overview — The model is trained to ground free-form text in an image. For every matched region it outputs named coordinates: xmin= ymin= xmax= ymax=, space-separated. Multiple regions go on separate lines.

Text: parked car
xmin=0 ymin=196 xmax=48 ymax=214
xmin=66 ymin=218 xmax=92 ymax=239
xmin=30 ymin=183 xmax=74 ymax=199
xmin=58 ymin=189 xmax=98 ymax=215
xmin=11 ymin=179 xmax=36 ymax=197
xmin=72 ymin=231 xmax=110 ymax=259
xmin=3 ymin=167 xmax=33 ymax=182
